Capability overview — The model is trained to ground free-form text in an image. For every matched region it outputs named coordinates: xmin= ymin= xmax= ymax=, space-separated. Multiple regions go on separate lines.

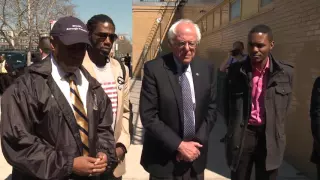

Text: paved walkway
xmin=0 ymin=79 xmax=311 ymax=180
xmin=123 ymin=79 xmax=310 ymax=180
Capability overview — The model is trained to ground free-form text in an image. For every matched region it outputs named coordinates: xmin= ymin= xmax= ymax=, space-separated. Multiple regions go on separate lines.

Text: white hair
xmin=168 ymin=19 xmax=201 ymax=44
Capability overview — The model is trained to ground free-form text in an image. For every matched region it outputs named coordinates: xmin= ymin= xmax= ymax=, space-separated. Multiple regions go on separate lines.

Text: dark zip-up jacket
xmin=1 ymin=57 xmax=116 ymax=180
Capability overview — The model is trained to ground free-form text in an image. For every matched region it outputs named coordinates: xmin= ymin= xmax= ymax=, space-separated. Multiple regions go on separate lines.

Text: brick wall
xmin=190 ymin=0 xmax=320 ymax=178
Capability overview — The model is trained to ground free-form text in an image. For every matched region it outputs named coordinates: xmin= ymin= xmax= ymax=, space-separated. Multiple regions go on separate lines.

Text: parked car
xmin=0 ymin=51 xmax=27 ymax=94
xmin=0 ymin=51 xmax=27 ymax=72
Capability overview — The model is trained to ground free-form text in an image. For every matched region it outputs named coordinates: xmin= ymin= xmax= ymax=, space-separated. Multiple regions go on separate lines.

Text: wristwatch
xmin=116 ymin=143 xmax=127 ymax=154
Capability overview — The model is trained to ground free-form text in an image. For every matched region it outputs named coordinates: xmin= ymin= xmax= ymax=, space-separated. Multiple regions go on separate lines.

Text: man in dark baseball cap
xmin=50 ymin=16 xmax=91 ymax=46
xmin=0 ymin=15 xmax=116 ymax=179
xmin=50 ymin=16 xmax=91 ymax=73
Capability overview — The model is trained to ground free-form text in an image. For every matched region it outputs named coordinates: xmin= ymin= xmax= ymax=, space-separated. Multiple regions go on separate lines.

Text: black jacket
xmin=224 ymin=54 xmax=293 ymax=171
xmin=310 ymin=77 xmax=320 ymax=164
xmin=139 ymin=53 xmax=217 ymax=177
xmin=1 ymin=57 xmax=116 ymax=180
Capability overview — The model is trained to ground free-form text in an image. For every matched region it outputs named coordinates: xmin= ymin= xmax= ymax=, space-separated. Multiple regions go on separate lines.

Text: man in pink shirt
xmin=223 ymin=24 xmax=293 ymax=180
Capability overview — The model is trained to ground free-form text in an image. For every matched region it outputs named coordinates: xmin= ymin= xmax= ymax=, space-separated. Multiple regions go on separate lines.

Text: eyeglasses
xmin=93 ymin=32 xmax=118 ymax=42
xmin=174 ymin=41 xmax=198 ymax=48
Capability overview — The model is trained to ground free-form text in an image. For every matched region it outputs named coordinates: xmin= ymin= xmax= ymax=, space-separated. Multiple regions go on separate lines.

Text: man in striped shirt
xmin=83 ymin=14 xmax=131 ymax=180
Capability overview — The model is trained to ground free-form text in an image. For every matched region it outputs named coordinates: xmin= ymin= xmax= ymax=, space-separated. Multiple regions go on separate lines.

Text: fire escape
xmin=132 ymin=0 xmax=188 ymax=78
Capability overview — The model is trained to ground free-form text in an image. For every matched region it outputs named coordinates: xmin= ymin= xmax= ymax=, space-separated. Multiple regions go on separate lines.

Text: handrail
xmin=132 ymin=0 xmax=181 ymax=81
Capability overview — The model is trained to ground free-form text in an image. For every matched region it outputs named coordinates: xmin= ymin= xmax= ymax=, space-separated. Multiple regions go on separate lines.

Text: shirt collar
xmin=173 ymin=56 xmax=191 ymax=73
xmin=252 ymin=57 xmax=270 ymax=74
xmin=51 ymin=54 xmax=81 ymax=81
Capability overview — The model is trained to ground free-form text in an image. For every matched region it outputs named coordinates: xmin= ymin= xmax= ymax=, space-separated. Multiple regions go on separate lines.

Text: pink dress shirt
xmin=249 ymin=58 xmax=270 ymax=126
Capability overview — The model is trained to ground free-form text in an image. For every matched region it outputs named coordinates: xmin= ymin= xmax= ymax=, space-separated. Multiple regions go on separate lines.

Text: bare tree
xmin=0 ymin=0 xmax=77 ymax=50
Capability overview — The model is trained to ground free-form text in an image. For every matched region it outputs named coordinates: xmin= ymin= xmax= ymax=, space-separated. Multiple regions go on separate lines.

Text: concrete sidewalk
xmin=122 ymin=120 xmax=310 ymax=180
xmin=123 ymin=79 xmax=310 ymax=180
xmin=0 ymin=80 xmax=311 ymax=179
xmin=0 ymin=129 xmax=310 ymax=180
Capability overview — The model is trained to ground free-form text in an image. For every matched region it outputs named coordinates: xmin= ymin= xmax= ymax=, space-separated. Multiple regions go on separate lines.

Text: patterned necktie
xmin=180 ymin=68 xmax=195 ymax=139
xmin=67 ymin=74 xmax=89 ymax=156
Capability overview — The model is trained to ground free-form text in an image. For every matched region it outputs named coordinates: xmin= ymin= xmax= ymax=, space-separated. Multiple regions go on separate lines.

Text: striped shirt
xmin=93 ymin=62 xmax=118 ymax=130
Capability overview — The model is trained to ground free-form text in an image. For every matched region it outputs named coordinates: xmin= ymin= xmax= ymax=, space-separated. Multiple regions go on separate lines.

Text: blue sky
xmin=72 ymin=0 xmax=132 ymax=40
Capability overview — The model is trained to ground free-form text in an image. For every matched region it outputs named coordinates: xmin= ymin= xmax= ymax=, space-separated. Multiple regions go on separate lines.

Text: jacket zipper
xmin=240 ymin=69 xmax=252 ymax=123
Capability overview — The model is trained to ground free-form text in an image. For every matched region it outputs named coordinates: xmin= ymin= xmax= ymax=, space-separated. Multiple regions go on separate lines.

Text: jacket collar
xmin=163 ymin=53 xmax=178 ymax=72
xmin=163 ymin=52 xmax=198 ymax=73
xmin=28 ymin=54 xmax=101 ymax=89
xmin=240 ymin=53 xmax=283 ymax=76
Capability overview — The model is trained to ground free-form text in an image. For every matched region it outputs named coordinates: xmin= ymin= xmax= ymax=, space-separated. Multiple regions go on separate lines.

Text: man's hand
xmin=72 ymin=156 xmax=98 ymax=176
xmin=177 ymin=141 xmax=202 ymax=162
xmin=116 ymin=147 xmax=125 ymax=160
xmin=176 ymin=152 xmax=184 ymax=162
xmin=92 ymin=152 xmax=108 ymax=176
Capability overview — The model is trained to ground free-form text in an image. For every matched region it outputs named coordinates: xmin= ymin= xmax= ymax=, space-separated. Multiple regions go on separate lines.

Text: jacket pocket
xmin=275 ymin=85 xmax=291 ymax=106
xmin=275 ymin=86 xmax=292 ymax=96
xmin=274 ymin=85 xmax=292 ymax=118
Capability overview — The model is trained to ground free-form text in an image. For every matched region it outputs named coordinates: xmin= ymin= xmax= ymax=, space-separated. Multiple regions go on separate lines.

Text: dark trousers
xmin=107 ymin=176 xmax=122 ymax=180
xmin=317 ymin=165 xmax=320 ymax=180
xmin=231 ymin=125 xmax=278 ymax=180
xmin=100 ymin=172 xmax=122 ymax=180
xmin=149 ymin=168 xmax=204 ymax=180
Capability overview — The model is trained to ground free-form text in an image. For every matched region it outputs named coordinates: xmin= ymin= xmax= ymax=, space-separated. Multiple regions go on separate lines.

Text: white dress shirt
xmin=174 ymin=57 xmax=196 ymax=104
xmin=174 ymin=57 xmax=196 ymax=124
xmin=51 ymin=55 xmax=89 ymax=114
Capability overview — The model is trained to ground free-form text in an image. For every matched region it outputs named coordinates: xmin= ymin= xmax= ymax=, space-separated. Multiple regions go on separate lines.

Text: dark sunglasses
xmin=93 ymin=32 xmax=118 ymax=42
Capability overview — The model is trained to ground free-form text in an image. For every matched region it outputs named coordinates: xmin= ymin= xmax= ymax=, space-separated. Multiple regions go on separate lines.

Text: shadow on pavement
xmin=5 ymin=174 xmax=11 ymax=180
xmin=206 ymin=114 xmax=231 ymax=179
xmin=129 ymin=79 xmax=145 ymax=145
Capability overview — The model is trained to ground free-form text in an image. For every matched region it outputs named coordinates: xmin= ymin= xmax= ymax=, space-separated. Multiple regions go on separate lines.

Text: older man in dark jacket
xmin=1 ymin=16 xmax=116 ymax=180
xmin=224 ymin=24 xmax=293 ymax=180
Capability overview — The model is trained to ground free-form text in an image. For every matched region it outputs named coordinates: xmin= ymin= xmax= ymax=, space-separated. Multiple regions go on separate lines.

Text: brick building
xmin=133 ymin=0 xmax=179 ymax=76
xmin=133 ymin=0 xmax=320 ymax=179
xmin=113 ymin=34 xmax=132 ymax=58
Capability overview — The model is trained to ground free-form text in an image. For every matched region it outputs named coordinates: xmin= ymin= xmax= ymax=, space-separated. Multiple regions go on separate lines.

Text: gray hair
xmin=167 ymin=19 xmax=201 ymax=44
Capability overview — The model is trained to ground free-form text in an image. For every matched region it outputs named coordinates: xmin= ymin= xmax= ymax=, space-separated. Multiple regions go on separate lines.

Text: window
xmin=260 ymin=0 xmax=272 ymax=7
xmin=230 ymin=0 xmax=241 ymax=19
xmin=221 ymin=3 xmax=230 ymax=25
xmin=214 ymin=9 xmax=221 ymax=28
xmin=207 ymin=14 xmax=214 ymax=31
xmin=200 ymin=17 xmax=207 ymax=33
xmin=241 ymin=0 xmax=259 ymax=18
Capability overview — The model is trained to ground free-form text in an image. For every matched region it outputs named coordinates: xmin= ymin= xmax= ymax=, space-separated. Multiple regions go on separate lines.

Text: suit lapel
xmin=110 ymin=58 xmax=123 ymax=129
xmin=47 ymin=74 xmax=83 ymax=154
xmin=163 ymin=54 xmax=183 ymax=121
xmin=190 ymin=58 xmax=201 ymax=127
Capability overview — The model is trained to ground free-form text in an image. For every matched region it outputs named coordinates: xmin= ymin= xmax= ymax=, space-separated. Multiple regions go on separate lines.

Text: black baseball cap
xmin=50 ymin=16 xmax=91 ymax=46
